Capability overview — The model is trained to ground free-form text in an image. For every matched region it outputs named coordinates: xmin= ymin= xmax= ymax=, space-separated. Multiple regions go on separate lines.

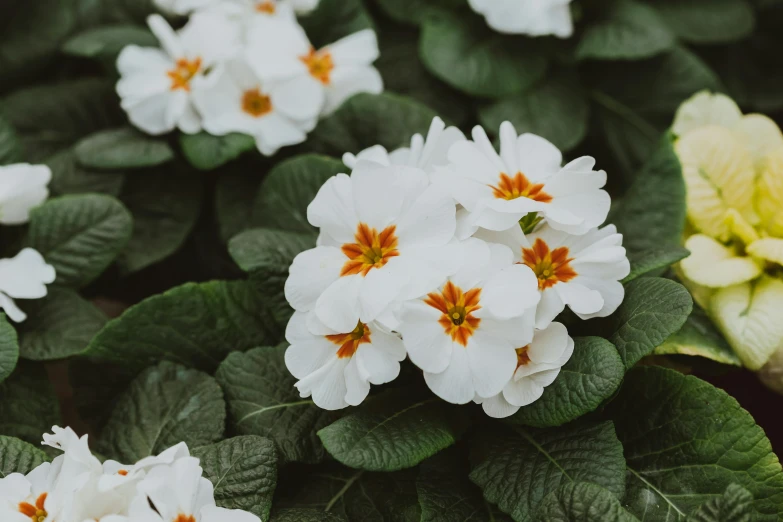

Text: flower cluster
xmin=672 ymin=91 xmax=783 ymax=371
xmin=0 ymin=163 xmax=55 ymax=322
xmin=117 ymin=0 xmax=382 ymax=156
xmin=284 ymin=117 xmax=629 ymax=418
xmin=468 ymin=0 xmax=574 ymax=38
xmin=0 ymin=426 xmax=260 ymax=522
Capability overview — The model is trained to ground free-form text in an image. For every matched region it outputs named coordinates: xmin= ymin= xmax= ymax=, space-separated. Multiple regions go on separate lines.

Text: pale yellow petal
xmin=711 ymin=276 xmax=783 ymax=370
xmin=757 ymin=147 xmax=783 ymax=237
xmin=681 ymin=234 xmax=762 ymax=288
xmin=673 ymin=263 xmax=714 ymax=310
xmin=672 ymin=91 xmax=742 ymax=138
xmin=732 ymin=114 xmax=783 ymax=168
xmin=675 ymin=126 xmax=756 ymax=240
xmin=747 ymin=237 xmax=783 ymax=265
xmin=724 ymin=208 xmax=760 ymax=245
xmin=758 ymin=345 xmax=783 ymax=395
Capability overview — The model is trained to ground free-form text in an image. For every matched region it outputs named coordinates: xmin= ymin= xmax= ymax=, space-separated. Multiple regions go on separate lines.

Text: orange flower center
xmin=242 ymin=88 xmax=273 ymax=117
xmin=516 ymin=346 xmax=531 ymax=368
xmin=117 ymin=469 xmax=129 ymax=476
xmin=174 ymin=515 xmax=196 ymax=522
xmin=490 ymin=172 xmax=552 ymax=203
xmin=167 ymin=57 xmax=202 ymax=91
xmin=522 ymin=238 xmax=577 ymax=290
xmin=341 ymin=223 xmax=399 ymax=277
xmin=326 ymin=321 xmax=372 ymax=359
xmin=301 ymin=48 xmax=334 ymax=85
xmin=18 ymin=493 xmax=47 ymax=522
xmin=425 ymin=281 xmax=482 ymax=347
xmin=256 ymin=0 xmax=276 ymax=13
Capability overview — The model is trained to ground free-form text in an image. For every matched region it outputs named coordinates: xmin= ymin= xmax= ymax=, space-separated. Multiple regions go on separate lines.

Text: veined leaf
xmin=0 ymin=314 xmax=18 ymax=385
xmin=0 ymin=436 xmax=49 ymax=478
xmin=536 ymin=482 xmax=640 ymax=522
xmin=180 ymin=132 xmax=256 ymax=171
xmin=75 ymin=127 xmax=174 ymax=170
xmin=0 ymin=361 xmax=59 ymax=444
xmin=651 ymin=0 xmax=755 ymax=44
xmin=655 ymin=303 xmax=742 ymax=366
xmin=623 ymin=247 xmax=691 ymax=283
xmin=688 ymin=484 xmax=754 ymax=522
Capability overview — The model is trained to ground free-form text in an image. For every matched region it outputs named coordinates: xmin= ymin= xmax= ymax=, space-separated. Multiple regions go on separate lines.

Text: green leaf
xmin=193 ymin=436 xmax=277 ymax=521
xmin=307 ymin=93 xmax=437 ymax=157
xmin=577 ymin=0 xmax=675 ymax=61
xmin=374 ymin=0 xmax=465 ymax=25
xmin=688 ymin=484 xmax=754 ymax=522
xmin=0 ymin=436 xmax=49 ymax=478
xmin=319 ymin=390 xmax=466 ymax=472
xmin=75 ymin=127 xmax=174 ymax=170
xmin=599 ymin=277 xmax=692 ymax=370
xmin=608 ymin=366 xmax=783 ymax=521
xmin=76 ymin=0 xmax=154 ymax=25
xmin=479 ymin=70 xmax=589 ymax=152
xmin=96 ymin=361 xmax=225 ymax=463
xmin=0 ymin=115 xmax=21 ymax=165
xmin=180 ymin=132 xmax=256 ymax=171
xmin=651 ymin=0 xmax=755 ymax=44
xmin=297 ymin=0 xmax=373 ymax=49
xmin=251 ymin=154 xmax=344 ymax=234
xmin=270 ymin=509 xmax=347 ymax=522
xmin=470 ymin=421 xmax=627 ymax=522
xmin=536 ymin=482 xmax=640 ymax=522
xmin=215 ymin=168 xmax=264 ymax=242
xmin=25 ymin=194 xmax=133 ymax=288
xmin=45 ymin=149 xmax=125 ymax=197
xmin=610 ymin=136 xmax=686 ymax=253
xmin=62 ymin=25 xmax=156 ymax=59
xmin=505 ymin=337 xmax=624 ymax=428
xmin=83 ymin=280 xmax=282 ymax=376
xmin=420 ymin=10 xmax=547 ymax=98
xmin=656 ymin=303 xmax=742 ymax=366
xmin=0 ymin=314 xmax=18 ymax=385
xmin=622 ymin=247 xmax=691 ymax=283
xmin=0 ymin=361 xmax=59 ymax=444
xmin=17 ymin=287 xmax=107 ymax=361
xmin=216 ymin=345 xmax=339 ymax=464
xmin=118 ymin=168 xmax=204 ymax=272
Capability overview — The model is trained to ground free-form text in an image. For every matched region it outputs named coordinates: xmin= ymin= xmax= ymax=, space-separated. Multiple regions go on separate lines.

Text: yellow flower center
xmin=18 ymin=493 xmax=48 ymax=522
xmin=242 ymin=88 xmax=273 ymax=117
xmin=516 ymin=346 xmax=531 ymax=368
xmin=256 ymin=0 xmax=276 ymax=13
xmin=490 ymin=172 xmax=552 ymax=202
xmin=301 ymin=48 xmax=334 ymax=85
xmin=167 ymin=58 xmax=202 ymax=91
xmin=340 ymin=223 xmax=400 ymax=277
xmin=425 ymin=281 xmax=482 ymax=347
xmin=522 ymin=238 xmax=577 ymax=290
xmin=326 ymin=321 xmax=372 ymax=359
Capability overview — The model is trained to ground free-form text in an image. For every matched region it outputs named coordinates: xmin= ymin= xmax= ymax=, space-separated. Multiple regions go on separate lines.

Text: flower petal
xmin=681 ymin=234 xmax=761 ymax=288
xmin=398 ymin=300 xmax=452 ymax=374
xmin=466 ymin=329 xmax=516 ymax=399
xmin=315 ymin=274 xmax=363 ymax=333
xmin=424 ymin=347 xmax=474 ymax=404
xmin=672 ymin=91 xmax=742 ymax=138
xmin=284 ymin=246 xmax=344 ymax=312
xmin=307 ymin=173 xmax=357 ymax=244
xmin=0 ymin=248 xmax=55 ymax=299
xmin=747 ymin=238 xmax=783 ymax=266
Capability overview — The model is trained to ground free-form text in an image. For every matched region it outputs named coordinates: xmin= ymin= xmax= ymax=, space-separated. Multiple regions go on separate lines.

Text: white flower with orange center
xmin=158 ymin=0 xmax=319 ymax=16
xmin=397 ymin=239 xmax=540 ymax=404
xmin=0 ymin=465 xmax=57 ymax=522
xmin=192 ymin=58 xmax=320 ymax=156
xmin=116 ymin=13 xmax=240 ymax=135
xmin=285 ymin=162 xmax=457 ymax=333
xmin=285 ymin=311 xmax=405 ymax=410
xmin=475 ymin=322 xmax=574 ymax=418
xmin=246 ymin=23 xmax=382 ymax=116
xmin=342 ymin=117 xmax=466 ymax=173
xmin=0 ymin=248 xmax=56 ymax=323
xmin=440 ymin=122 xmax=610 ymax=236
xmin=468 ymin=0 xmax=574 ymax=38
xmin=0 ymin=164 xmax=51 ymax=225
xmin=476 ymin=223 xmax=630 ymax=328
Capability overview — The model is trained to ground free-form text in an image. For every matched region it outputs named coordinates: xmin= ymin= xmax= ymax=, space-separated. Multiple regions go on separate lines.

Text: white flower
xmin=475 ymin=223 xmax=630 ymax=328
xmin=155 ymin=0 xmax=318 ymax=16
xmin=193 ymin=58 xmax=319 ymax=156
xmin=116 ymin=13 xmax=240 ymax=135
xmin=342 ymin=117 xmax=466 ymax=173
xmin=475 ymin=322 xmax=574 ymax=418
xmin=397 ymin=238 xmax=540 ymax=404
xmin=439 ymin=122 xmax=610 ymax=236
xmin=0 ymin=164 xmax=51 ymax=225
xmin=285 ymin=310 xmax=406 ymax=410
xmin=0 ymin=463 xmax=59 ymax=522
xmin=285 ymin=162 xmax=457 ymax=333
xmin=246 ymin=23 xmax=382 ymax=116
xmin=0 ymin=248 xmax=56 ymax=323
xmin=468 ymin=0 xmax=574 ymax=38
xmin=153 ymin=0 xmax=217 ymax=15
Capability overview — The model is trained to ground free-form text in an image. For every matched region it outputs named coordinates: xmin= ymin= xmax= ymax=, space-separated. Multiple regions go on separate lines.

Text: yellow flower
xmin=672 ymin=91 xmax=783 ymax=370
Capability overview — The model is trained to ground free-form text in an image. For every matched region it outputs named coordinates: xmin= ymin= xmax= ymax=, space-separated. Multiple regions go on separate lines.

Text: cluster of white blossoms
xmin=284 ymin=118 xmax=630 ymax=418
xmin=0 ymin=426 xmax=261 ymax=522
xmin=0 ymin=163 xmax=55 ymax=323
xmin=118 ymin=0 xmax=382 ymax=155
xmin=468 ymin=0 xmax=574 ymax=38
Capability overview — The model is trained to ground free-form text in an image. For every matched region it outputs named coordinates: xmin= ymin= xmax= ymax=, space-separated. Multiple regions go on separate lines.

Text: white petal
xmin=200 ymin=506 xmax=260 ymax=522
xmin=467 ymin=330 xmax=516 ymax=398
xmin=307 ymin=173 xmax=357 ymax=243
xmin=284 ymin=246 xmax=344 ymax=312
xmin=323 ymin=66 xmax=383 ymax=115
xmin=327 ymin=29 xmax=379 ymax=66
xmin=477 ymin=392 xmax=520 ymax=419
xmin=555 ymin=281 xmax=604 ymax=315
xmin=424 ymin=347 xmax=474 ymax=404
xmin=502 ymin=376 xmax=545 ymax=407
xmin=344 ymin=356 xmax=370 ymax=406
xmin=315 ymin=274 xmax=363 ymax=333
xmin=297 ymin=358 xmax=349 ymax=410
xmin=535 ymin=287 xmax=564 ymax=329
xmin=574 ymin=277 xmax=626 ymax=320
xmin=356 ymin=335 xmax=402 ymax=385
xmin=147 ymin=14 xmax=182 ymax=58
xmin=343 ymin=145 xmax=392 ymax=169
xmin=358 ymin=262 xmax=405 ymax=323
xmin=252 ymin=112 xmax=308 ymax=156
xmin=516 ymin=133 xmax=562 ymax=181
xmin=398 ymin=300 xmax=452 ymax=374
xmin=285 ymin=337 xmax=336 ymax=380
xmin=528 ymin=322 xmax=569 ymax=364
xmin=481 ymin=264 xmax=540 ymax=319
xmin=0 ymin=164 xmax=51 ymax=225
xmin=271 ymin=75 xmax=324 ymax=122
xmin=351 ymin=162 xmax=404 ymax=229
xmin=395 ymin=184 xmax=456 ymax=248
xmin=0 ymin=248 xmax=55 ymax=299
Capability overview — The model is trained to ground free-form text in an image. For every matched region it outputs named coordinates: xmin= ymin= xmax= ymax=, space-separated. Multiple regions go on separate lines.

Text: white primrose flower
xmin=285 ymin=161 xmax=457 ymax=333
xmin=440 ymin=122 xmax=610 ymax=236
xmin=468 ymin=0 xmax=574 ymax=38
xmin=193 ymin=58 xmax=320 ymax=156
xmin=476 ymin=223 xmax=630 ymax=328
xmin=0 ymin=163 xmax=51 ymax=225
xmin=285 ymin=311 xmax=406 ymax=410
xmin=0 ymin=248 xmax=56 ymax=323
xmin=116 ymin=13 xmax=240 ymax=135
xmin=246 ymin=22 xmax=382 ymax=116
xmin=154 ymin=0 xmax=318 ymax=16
xmin=475 ymin=322 xmax=574 ymax=418
xmin=0 ymin=462 xmax=60 ymax=522
xmin=342 ymin=117 xmax=466 ymax=173
xmin=397 ymin=238 xmax=540 ymax=404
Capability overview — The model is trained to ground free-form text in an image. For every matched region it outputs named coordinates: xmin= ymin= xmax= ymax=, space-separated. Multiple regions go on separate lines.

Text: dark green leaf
xmin=0 ymin=361 xmax=59 ymax=444
xmin=25 ymin=194 xmax=133 ymax=288
xmin=193 ymin=436 xmax=277 ymax=521
xmin=0 ymin=314 xmax=18 ymax=384
xmin=0 ymin=116 xmax=21 ymax=165
xmin=688 ymin=484 xmax=754 ymax=522
xmin=470 ymin=421 xmax=626 ymax=522
xmin=77 ymin=0 xmax=154 ymax=25
xmin=0 ymin=436 xmax=49 ymax=478
xmin=536 ymin=482 xmax=640 ymax=522
xmin=63 ymin=25 xmax=156 ymax=59
xmin=17 ymin=287 xmax=107 ymax=361
xmin=655 ymin=302 xmax=742 ymax=366
xmin=75 ymin=127 xmax=174 ymax=170
xmin=270 ymin=509 xmax=347 ymax=522
xmin=506 ymin=337 xmax=624 ymax=428
xmin=180 ymin=132 xmax=256 ymax=171
xmin=622 ymin=247 xmax=690 ymax=283
xmin=297 ymin=0 xmax=373 ymax=49
xmin=45 ymin=149 xmax=125 ymax=197
xmin=96 ymin=361 xmax=225 ymax=462
xmin=651 ymin=0 xmax=755 ymax=44
xmin=216 ymin=345 xmax=339 ymax=464
xmin=374 ymin=0 xmax=466 ymax=25
xmin=608 ymin=366 xmax=783 ymax=521
xmin=215 ymin=168 xmax=264 ymax=242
